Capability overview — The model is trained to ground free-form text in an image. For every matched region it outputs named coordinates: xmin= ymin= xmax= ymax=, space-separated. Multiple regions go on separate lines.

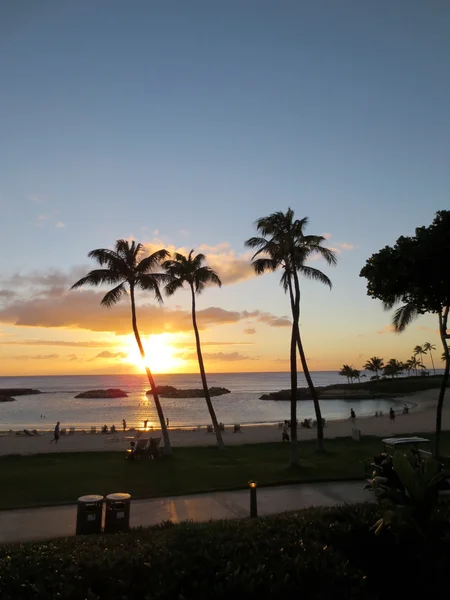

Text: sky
xmin=0 ymin=0 xmax=449 ymax=376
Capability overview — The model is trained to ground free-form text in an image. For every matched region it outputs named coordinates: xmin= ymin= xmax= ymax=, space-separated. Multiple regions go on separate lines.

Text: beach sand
xmin=0 ymin=389 xmax=448 ymax=456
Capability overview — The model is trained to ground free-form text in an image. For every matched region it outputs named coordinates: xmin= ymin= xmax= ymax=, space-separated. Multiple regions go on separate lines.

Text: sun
xmin=125 ymin=333 xmax=185 ymax=373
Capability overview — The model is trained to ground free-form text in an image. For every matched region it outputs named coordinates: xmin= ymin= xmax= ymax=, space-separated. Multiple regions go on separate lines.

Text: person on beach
xmin=143 ymin=419 xmax=148 ymax=430
xmin=389 ymin=407 xmax=396 ymax=422
xmin=282 ymin=420 xmax=290 ymax=442
xmin=122 ymin=418 xmax=126 ymax=432
xmin=50 ymin=421 xmax=60 ymax=444
xmin=350 ymin=409 xmax=356 ymax=423
xmin=166 ymin=418 xmax=169 ymax=428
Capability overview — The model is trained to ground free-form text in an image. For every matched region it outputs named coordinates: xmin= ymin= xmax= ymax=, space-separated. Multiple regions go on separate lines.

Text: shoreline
xmin=0 ymin=389 xmax=445 ymax=456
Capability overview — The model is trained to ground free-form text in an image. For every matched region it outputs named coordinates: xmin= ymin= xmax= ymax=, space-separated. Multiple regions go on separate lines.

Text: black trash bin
xmin=104 ymin=493 xmax=131 ymax=533
xmin=76 ymin=494 xmax=104 ymax=535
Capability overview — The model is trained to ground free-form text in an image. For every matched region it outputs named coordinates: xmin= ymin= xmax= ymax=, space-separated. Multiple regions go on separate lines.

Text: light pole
xmin=248 ymin=480 xmax=258 ymax=518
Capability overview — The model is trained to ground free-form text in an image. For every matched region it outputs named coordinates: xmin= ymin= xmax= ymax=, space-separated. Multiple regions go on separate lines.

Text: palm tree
xmin=384 ymin=358 xmax=403 ymax=379
xmin=245 ymin=209 xmax=337 ymax=461
xmin=352 ymin=368 xmax=361 ymax=383
xmin=423 ymin=342 xmax=436 ymax=374
xmin=339 ymin=364 xmax=354 ymax=384
xmin=413 ymin=344 xmax=426 ymax=367
xmin=71 ymin=239 xmax=172 ymax=454
xmin=363 ymin=357 xmax=384 ymax=380
xmin=163 ymin=250 xmax=225 ymax=450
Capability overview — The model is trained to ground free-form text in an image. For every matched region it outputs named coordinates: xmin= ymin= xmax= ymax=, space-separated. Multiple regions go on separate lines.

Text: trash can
xmin=76 ymin=494 xmax=104 ymax=535
xmin=104 ymin=493 xmax=131 ymax=533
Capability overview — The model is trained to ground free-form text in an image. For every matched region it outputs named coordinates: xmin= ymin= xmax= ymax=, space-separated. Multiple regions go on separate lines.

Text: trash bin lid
xmin=78 ymin=494 xmax=104 ymax=503
xmin=106 ymin=493 xmax=131 ymax=501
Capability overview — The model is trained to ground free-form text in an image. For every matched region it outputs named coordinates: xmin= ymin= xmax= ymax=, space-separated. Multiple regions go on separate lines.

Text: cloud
xmin=95 ymin=351 xmax=127 ymax=359
xmin=322 ymin=233 xmax=332 ymax=240
xmin=244 ymin=328 xmax=256 ymax=335
xmin=181 ymin=351 xmax=257 ymax=362
xmin=243 ymin=310 xmax=291 ymax=327
xmin=67 ymin=354 xmax=79 ymax=361
xmin=29 ymin=193 xmax=47 ymax=203
xmin=55 ymin=222 xmax=66 ymax=228
xmin=377 ymin=325 xmax=396 ymax=335
xmin=0 ymin=339 xmax=116 ymax=348
xmin=11 ymin=353 xmax=59 ymax=360
xmin=338 ymin=242 xmax=355 ymax=251
xmin=36 ymin=214 xmax=50 ymax=226
xmin=0 ymin=290 xmax=15 ymax=299
xmin=0 ymin=268 xmax=289 ymax=335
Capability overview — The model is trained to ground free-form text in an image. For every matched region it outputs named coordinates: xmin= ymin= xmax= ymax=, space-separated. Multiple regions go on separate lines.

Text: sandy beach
xmin=0 ymin=389 xmax=448 ymax=456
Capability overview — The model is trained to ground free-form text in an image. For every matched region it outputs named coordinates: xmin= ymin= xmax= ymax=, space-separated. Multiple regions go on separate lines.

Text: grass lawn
xmin=2 ymin=432 xmax=450 ymax=510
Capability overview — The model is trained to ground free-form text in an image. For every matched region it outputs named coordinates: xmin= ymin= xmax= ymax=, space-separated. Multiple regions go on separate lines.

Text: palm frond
xmin=71 ymin=269 xmax=123 ymax=289
xmin=101 ymin=283 xmax=127 ymax=307
xmin=244 ymin=236 xmax=270 ymax=250
xmin=136 ymin=249 xmax=170 ymax=273
xmin=308 ymin=245 xmax=338 ymax=266
xmin=298 ymin=266 xmax=332 ymax=288
xmin=165 ymin=278 xmax=185 ymax=297
xmin=194 ymin=266 xmax=221 ymax=293
xmin=251 ymin=257 xmax=280 ymax=275
xmin=87 ymin=249 xmax=124 ymax=270
xmin=392 ymin=303 xmax=419 ymax=332
xmin=136 ymin=274 xmax=165 ymax=303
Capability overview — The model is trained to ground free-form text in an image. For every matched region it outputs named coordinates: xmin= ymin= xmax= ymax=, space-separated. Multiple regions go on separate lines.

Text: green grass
xmin=2 ymin=431 xmax=450 ymax=510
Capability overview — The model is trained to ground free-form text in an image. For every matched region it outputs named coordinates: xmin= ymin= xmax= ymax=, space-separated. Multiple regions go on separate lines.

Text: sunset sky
xmin=1 ymin=1 xmax=448 ymax=376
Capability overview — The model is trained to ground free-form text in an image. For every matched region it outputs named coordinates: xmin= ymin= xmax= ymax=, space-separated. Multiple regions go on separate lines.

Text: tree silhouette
xmin=423 ymin=342 xmax=436 ymax=374
xmin=163 ymin=250 xmax=225 ymax=449
xmin=245 ymin=209 xmax=336 ymax=461
xmin=71 ymin=239 xmax=172 ymax=454
xmin=363 ymin=357 xmax=384 ymax=381
xmin=360 ymin=211 xmax=450 ymax=456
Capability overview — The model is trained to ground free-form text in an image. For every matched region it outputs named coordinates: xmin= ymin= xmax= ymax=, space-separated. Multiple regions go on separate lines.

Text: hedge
xmin=1 ymin=502 xmax=450 ymax=599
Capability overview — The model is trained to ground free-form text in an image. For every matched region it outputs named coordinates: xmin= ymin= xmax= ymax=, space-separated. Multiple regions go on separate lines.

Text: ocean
xmin=0 ymin=371 xmax=404 ymax=431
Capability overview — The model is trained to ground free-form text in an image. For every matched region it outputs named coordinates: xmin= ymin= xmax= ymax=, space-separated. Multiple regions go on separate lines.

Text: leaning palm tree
xmin=245 ymin=209 xmax=337 ymax=461
xmin=71 ymin=239 xmax=172 ymax=454
xmin=413 ymin=344 xmax=426 ymax=367
xmin=423 ymin=342 xmax=436 ymax=374
xmin=163 ymin=250 xmax=225 ymax=449
xmin=363 ymin=357 xmax=384 ymax=381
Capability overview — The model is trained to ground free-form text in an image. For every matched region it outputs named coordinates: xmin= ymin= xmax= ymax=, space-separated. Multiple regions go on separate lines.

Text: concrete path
xmin=0 ymin=480 xmax=371 ymax=545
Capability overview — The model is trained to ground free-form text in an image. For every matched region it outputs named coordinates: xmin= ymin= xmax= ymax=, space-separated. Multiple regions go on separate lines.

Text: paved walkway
xmin=0 ymin=481 xmax=371 ymax=545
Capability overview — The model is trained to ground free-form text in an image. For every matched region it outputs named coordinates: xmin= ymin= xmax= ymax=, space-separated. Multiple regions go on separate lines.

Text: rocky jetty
xmin=146 ymin=385 xmax=231 ymax=398
xmin=0 ymin=395 xmax=15 ymax=403
xmin=75 ymin=388 xmax=128 ymax=399
xmin=0 ymin=388 xmax=41 ymax=396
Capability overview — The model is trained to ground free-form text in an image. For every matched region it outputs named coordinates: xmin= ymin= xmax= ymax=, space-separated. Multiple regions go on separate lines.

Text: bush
xmin=1 ymin=502 xmax=450 ymax=599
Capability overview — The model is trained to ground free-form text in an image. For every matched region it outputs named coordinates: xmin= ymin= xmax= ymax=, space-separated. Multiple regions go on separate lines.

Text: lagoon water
xmin=0 ymin=371 xmax=401 ymax=430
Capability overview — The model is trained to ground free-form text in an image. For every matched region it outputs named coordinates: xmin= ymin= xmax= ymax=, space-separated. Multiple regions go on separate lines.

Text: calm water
xmin=0 ymin=372 xmax=403 ymax=430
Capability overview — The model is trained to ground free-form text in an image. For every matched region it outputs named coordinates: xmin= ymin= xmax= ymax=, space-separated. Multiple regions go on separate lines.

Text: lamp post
xmin=248 ymin=480 xmax=258 ymax=518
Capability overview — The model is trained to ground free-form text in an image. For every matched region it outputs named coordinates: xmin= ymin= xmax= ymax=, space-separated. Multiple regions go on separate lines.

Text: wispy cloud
xmin=0 ymin=339 xmax=116 ymax=348
xmin=29 ymin=193 xmax=47 ymax=203
xmin=95 ymin=350 xmax=127 ymax=359
xmin=244 ymin=327 xmax=256 ymax=335
xmin=181 ymin=351 xmax=257 ymax=362
xmin=36 ymin=214 xmax=50 ymax=226
xmin=55 ymin=221 xmax=66 ymax=228
xmin=377 ymin=325 xmax=396 ymax=335
xmin=11 ymin=353 xmax=59 ymax=360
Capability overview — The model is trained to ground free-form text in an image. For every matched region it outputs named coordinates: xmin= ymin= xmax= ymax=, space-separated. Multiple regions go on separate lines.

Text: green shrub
xmin=1 ymin=503 xmax=450 ymax=599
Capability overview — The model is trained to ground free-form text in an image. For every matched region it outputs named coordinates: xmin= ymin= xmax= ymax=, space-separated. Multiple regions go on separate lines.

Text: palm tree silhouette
xmin=423 ymin=342 xmax=436 ymax=374
xmin=71 ymin=239 xmax=172 ymax=454
xmin=163 ymin=250 xmax=225 ymax=449
xmin=363 ymin=357 xmax=384 ymax=381
xmin=413 ymin=344 xmax=426 ymax=368
xmin=245 ymin=209 xmax=336 ymax=460
xmin=339 ymin=364 xmax=354 ymax=384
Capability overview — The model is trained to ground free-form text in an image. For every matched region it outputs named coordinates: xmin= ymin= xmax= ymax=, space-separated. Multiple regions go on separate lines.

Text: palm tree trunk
xmin=130 ymin=286 xmax=172 ymax=455
xmin=435 ymin=307 xmax=449 ymax=458
xmin=190 ymin=285 xmax=225 ymax=449
xmin=286 ymin=276 xmax=299 ymax=467
xmin=292 ymin=271 xmax=324 ymax=452
xmin=430 ymin=350 xmax=436 ymax=375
